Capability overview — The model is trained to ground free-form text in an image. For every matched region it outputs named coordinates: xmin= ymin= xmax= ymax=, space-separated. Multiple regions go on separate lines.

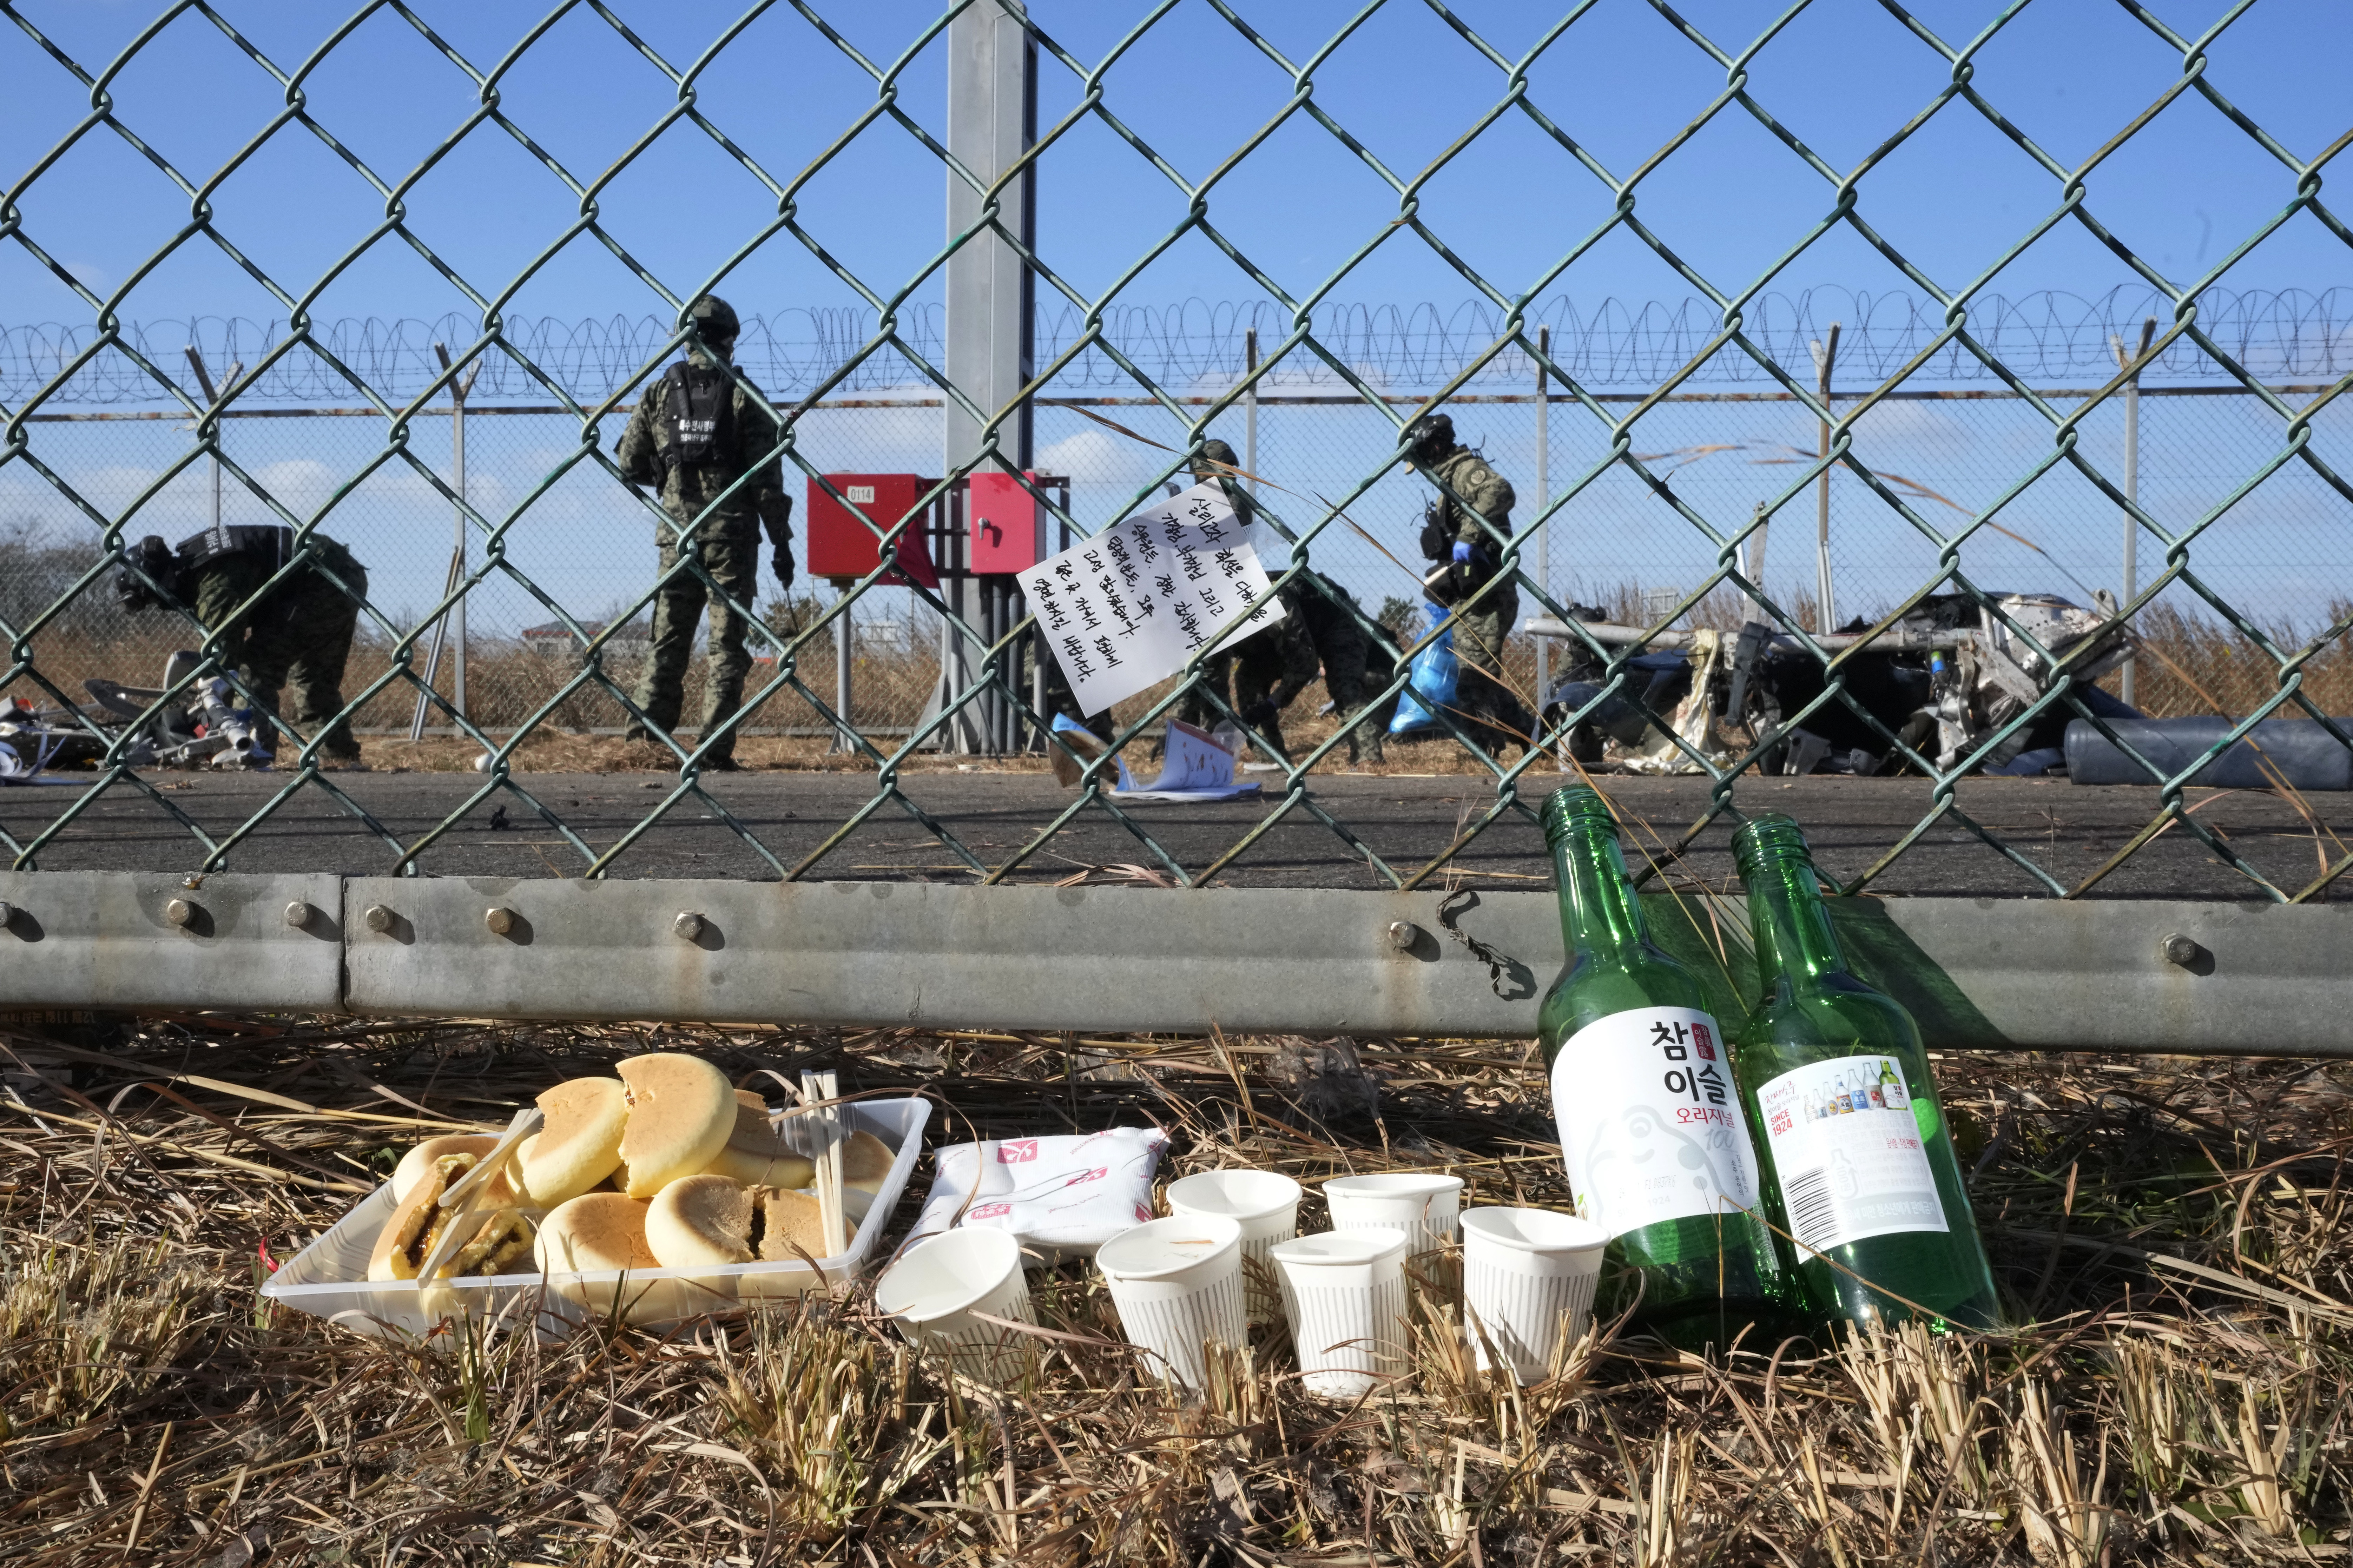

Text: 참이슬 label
xmin=1755 ymin=1054 xmax=1946 ymax=1256
xmin=1550 ymin=1006 xmax=1763 ymax=1239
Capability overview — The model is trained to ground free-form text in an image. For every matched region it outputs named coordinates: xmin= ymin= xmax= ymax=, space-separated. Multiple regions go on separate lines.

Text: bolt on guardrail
xmin=0 ymin=1 xmax=2346 ymax=905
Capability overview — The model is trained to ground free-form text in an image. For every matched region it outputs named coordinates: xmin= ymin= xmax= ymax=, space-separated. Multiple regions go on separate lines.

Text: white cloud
xmin=1036 ymin=426 xmax=1163 ymax=491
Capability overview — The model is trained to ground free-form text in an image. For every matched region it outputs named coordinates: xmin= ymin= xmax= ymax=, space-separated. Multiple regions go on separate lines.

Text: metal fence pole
xmin=940 ymin=0 xmax=1034 ymax=756
xmin=838 ymin=593 xmax=856 ymax=749
xmin=1244 ymin=327 xmax=1258 ymax=488
xmin=452 ymin=372 xmax=468 ymax=720
xmin=2113 ymin=316 xmax=2156 ymax=708
xmin=411 ymin=346 xmax=477 ymax=740
xmin=180 ymin=347 xmax=234 ymax=553
xmin=1810 ymin=321 xmax=1840 ymax=634
xmin=1533 ymin=324 xmax=1549 ymax=706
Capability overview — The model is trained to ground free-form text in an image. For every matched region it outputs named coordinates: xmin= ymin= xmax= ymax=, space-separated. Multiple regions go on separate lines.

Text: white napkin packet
xmin=908 ymin=1127 xmax=1168 ymax=1262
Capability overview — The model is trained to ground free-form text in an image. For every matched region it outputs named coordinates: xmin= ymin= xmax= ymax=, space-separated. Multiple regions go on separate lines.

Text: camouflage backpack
xmin=661 ymin=362 xmax=737 ymax=472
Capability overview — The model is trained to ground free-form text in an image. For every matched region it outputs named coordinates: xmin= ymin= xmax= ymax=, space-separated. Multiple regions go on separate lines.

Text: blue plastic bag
xmin=1389 ymin=604 xmax=1459 ymax=736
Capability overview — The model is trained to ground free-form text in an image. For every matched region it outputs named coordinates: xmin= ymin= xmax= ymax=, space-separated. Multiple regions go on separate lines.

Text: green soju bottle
xmin=1731 ymin=814 xmax=2002 ymax=1331
xmin=1536 ymin=787 xmax=1795 ymax=1350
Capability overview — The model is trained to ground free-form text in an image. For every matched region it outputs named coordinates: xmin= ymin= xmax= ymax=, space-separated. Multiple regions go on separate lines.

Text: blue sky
xmin=5 ymin=0 xmax=2346 ymax=335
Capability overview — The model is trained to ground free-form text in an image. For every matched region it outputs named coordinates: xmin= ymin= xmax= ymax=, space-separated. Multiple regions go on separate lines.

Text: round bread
xmin=841 ymin=1129 xmax=893 ymax=1190
xmin=756 ymin=1187 xmax=832 ymax=1263
xmin=837 ymin=1129 xmax=895 ymax=1224
xmin=645 ymin=1173 xmax=758 ymax=1269
xmin=535 ymin=1192 xmax=660 ymax=1319
xmin=368 ymin=1151 xmax=534 ymax=1283
xmin=734 ymin=1188 xmax=839 ymax=1301
xmin=391 ymin=1135 xmax=496 ymax=1203
xmin=534 ymin=1192 xmax=657 ymax=1275
xmin=521 ymin=1077 xmax=628 ymax=1205
xmin=614 ymin=1053 xmax=736 ymax=1198
xmin=704 ymin=1101 xmax=816 ymax=1190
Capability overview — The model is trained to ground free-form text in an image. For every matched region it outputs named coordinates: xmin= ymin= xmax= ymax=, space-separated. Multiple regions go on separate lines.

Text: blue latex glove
xmin=1450 ymin=541 xmax=1473 ymax=563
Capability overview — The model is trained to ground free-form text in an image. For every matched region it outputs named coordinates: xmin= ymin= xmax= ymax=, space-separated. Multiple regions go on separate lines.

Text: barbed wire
xmin=5 ymin=286 xmax=2346 ymax=411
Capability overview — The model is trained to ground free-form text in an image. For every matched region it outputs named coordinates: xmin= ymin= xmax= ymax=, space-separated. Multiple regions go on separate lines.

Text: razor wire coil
xmin=10 ymin=286 xmax=2353 ymax=407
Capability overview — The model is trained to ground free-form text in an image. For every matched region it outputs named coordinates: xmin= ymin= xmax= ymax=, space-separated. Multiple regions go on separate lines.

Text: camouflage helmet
xmin=1188 ymin=437 xmax=1239 ymax=481
xmin=686 ymin=294 xmax=740 ymax=345
xmin=1400 ymin=410 xmax=1455 ymax=465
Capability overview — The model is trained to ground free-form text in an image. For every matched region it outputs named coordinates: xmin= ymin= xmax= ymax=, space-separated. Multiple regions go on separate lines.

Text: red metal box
xmin=805 ymin=474 xmax=939 ymax=588
xmin=965 ymin=469 xmax=1046 ymax=574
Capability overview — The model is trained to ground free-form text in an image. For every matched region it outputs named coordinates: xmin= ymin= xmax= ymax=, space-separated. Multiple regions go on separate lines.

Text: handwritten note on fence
xmin=1026 ymin=481 xmax=1287 ymax=716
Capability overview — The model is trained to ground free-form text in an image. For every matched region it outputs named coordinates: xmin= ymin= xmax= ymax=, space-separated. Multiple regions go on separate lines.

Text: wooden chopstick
xmin=802 ymin=1070 xmax=848 ymax=1261
xmin=440 ymin=1106 xmax=542 ymax=1210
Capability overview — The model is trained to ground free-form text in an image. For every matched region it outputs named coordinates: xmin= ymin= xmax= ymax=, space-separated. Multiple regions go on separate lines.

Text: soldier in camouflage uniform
xmin=1172 ymin=441 xmax=1252 ymax=736
xmin=1166 ymin=440 xmax=1301 ymax=760
xmin=1287 ymin=568 xmax=1384 ymax=765
xmin=120 ymin=524 xmax=369 ymax=765
xmin=1228 ymin=597 xmax=1321 ymax=763
xmin=1405 ymin=412 xmax=1536 ymax=754
xmin=615 ymin=295 xmax=796 ymax=770
xmin=1173 ymin=439 xmax=1381 ymax=766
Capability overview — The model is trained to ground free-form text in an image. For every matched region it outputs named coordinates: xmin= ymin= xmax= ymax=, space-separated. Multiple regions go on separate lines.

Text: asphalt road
xmin=0 ymin=766 xmax=2341 ymax=898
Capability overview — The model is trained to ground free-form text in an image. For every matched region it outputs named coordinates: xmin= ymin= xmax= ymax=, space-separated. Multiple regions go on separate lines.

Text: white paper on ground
xmin=1026 ymin=481 xmax=1288 ymax=716
xmin=909 ymin=1127 xmax=1169 ymax=1261
xmin=1113 ymin=717 xmax=1261 ymax=801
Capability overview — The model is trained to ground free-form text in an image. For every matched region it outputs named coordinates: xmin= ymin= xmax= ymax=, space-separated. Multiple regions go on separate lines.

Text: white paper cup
xmin=1095 ymin=1214 xmax=1247 ymax=1393
xmin=1272 ymin=1229 xmax=1411 ymax=1400
xmin=1166 ymin=1169 xmax=1303 ymax=1325
xmin=1460 ymin=1207 xmax=1607 ymax=1382
xmin=876 ymin=1229 xmax=1035 ymax=1383
xmin=1322 ymin=1172 xmax=1464 ymax=1266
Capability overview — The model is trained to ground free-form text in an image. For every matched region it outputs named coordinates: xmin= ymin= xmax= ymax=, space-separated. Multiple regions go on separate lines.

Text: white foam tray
xmin=262 ymin=1096 xmax=930 ymax=1339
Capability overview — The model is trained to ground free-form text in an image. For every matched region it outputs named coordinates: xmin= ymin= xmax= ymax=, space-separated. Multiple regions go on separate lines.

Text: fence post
xmin=1244 ymin=327 xmax=1258 ymax=493
xmin=411 ymin=346 xmax=477 ymax=741
xmin=180 ymin=346 xmax=237 ymax=554
xmin=1533 ymin=324 xmax=1549 ymax=707
xmin=2113 ymin=316 xmax=2156 ymax=708
xmin=452 ymin=366 xmax=468 ymax=720
xmin=1809 ymin=322 xmax=1840 ymax=634
xmin=832 ymin=593 xmax=856 ymax=753
xmin=940 ymin=0 xmax=1035 ymax=756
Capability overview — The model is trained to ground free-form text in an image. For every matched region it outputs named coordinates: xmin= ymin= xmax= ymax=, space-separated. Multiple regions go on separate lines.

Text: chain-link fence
xmin=8 ymin=382 xmax=2345 ymax=733
xmin=1 ymin=1 xmax=2347 ymax=899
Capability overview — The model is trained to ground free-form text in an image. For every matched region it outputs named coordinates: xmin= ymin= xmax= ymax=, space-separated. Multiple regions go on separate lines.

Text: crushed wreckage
xmin=0 ymin=651 xmax=278 ymax=780
xmin=1527 ymin=591 xmax=2138 ymax=778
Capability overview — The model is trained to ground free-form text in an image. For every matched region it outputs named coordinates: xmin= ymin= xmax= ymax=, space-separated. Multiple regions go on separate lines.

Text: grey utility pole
xmin=181 ymin=346 xmax=242 ymax=553
xmin=410 ymin=344 xmax=481 ymax=739
xmin=1243 ymin=327 xmax=1258 ymax=488
xmin=936 ymin=0 xmax=1035 ymax=756
xmin=1533 ymin=324 xmax=1550 ymax=705
xmin=2110 ymin=316 xmax=2156 ymax=708
xmin=1808 ymin=321 xmax=1840 ymax=634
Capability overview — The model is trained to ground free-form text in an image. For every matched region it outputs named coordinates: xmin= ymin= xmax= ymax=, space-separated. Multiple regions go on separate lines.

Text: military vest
xmin=661 ymin=363 xmax=738 ymax=472
xmin=176 ymin=523 xmax=292 ymax=573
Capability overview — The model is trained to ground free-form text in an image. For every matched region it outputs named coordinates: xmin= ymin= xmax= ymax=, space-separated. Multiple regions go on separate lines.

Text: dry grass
xmin=2121 ymin=600 xmax=2353 ymax=722
xmin=1 ymin=1015 xmax=2348 ymax=1566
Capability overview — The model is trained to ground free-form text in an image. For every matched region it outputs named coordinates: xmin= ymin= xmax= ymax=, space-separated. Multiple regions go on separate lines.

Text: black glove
xmin=772 ymin=548 xmax=795 ymax=592
xmin=112 ymin=535 xmax=176 ymax=611
xmin=1240 ymin=699 xmax=1279 ymax=730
